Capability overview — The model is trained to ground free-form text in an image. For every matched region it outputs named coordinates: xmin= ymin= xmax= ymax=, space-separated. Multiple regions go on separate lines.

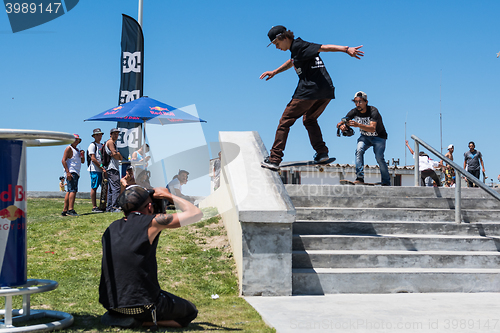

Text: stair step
xmin=291 ymin=196 xmax=500 ymax=209
xmin=293 ymin=234 xmax=500 ymax=251
xmin=293 ymin=220 xmax=500 ymax=236
xmin=292 ymin=268 xmax=500 ymax=294
xmin=292 ymin=250 xmax=500 ymax=269
xmin=285 ymin=184 xmax=499 ymax=199
xmin=295 ymin=207 xmax=500 ymax=222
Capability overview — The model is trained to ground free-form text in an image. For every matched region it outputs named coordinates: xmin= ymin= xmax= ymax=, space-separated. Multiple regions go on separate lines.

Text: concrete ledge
xmin=200 ymin=131 xmax=295 ymax=296
xmin=27 ymin=191 xmax=92 ymax=199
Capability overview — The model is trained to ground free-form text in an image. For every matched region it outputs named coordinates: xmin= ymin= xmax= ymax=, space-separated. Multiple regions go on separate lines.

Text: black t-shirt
xmin=290 ymin=38 xmax=335 ymax=100
xmin=345 ymin=105 xmax=388 ymax=139
xmin=99 ymin=213 xmax=161 ymax=309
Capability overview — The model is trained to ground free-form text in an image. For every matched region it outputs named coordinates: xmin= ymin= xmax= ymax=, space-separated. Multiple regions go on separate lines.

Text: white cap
xmin=448 ymin=144 xmax=454 ymax=150
xmin=353 ymin=91 xmax=367 ymax=100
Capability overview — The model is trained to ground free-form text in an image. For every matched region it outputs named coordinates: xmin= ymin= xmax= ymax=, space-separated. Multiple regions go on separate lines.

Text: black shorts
xmin=110 ymin=290 xmax=198 ymax=327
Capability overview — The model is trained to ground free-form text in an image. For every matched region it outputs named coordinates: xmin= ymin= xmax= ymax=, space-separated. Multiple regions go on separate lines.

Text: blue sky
xmin=2 ymin=0 xmax=499 ymax=194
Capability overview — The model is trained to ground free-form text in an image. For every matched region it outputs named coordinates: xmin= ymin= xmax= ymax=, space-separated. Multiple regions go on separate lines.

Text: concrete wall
xmin=200 ymin=131 xmax=296 ymax=296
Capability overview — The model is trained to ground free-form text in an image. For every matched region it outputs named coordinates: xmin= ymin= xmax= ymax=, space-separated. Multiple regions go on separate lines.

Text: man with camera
xmin=337 ymin=91 xmax=390 ymax=186
xmin=99 ymin=185 xmax=203 ymax=329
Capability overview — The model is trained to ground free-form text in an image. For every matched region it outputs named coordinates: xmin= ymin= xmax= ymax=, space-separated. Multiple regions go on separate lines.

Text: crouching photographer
xmin=99 ymin=185 xmax=203 ymax=329
xmin=337 ymin=91 xmax=390 ymax=186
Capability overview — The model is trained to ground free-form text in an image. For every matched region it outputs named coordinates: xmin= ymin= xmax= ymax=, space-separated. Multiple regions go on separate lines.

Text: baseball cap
xmin=353 ymin=91 xmax=368 ymax=100
xmin=267 ymin=25 xmax=286 ymax=47
xmin=448 ymin=144 xmax=454 ymax=150
xmin=117 ymin=185 xmax=154 ymax=215
xmin=110 ymin=128 xmax=120 ymax=134
xmin=73 ymin=134 xmax=82 ymax=142
xmin=92 ymin=128 xmax=104 ymax=136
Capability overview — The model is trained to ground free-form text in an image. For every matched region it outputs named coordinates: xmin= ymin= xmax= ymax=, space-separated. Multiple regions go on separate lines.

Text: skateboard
xmin=339 ymin=179 xmax=377 ymax=186
xmin=279 ymin=157 xmax=336 ymax=168
xmin=99 ymin=178 xmax=108 ymax=211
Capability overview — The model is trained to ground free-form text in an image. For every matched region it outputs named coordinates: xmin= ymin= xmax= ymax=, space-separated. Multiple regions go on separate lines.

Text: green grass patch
xmin=1 ymin=198 xmax=274 ymax=332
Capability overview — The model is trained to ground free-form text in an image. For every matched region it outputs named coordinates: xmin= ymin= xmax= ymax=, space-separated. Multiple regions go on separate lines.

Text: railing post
xmin=455 ymin=171 xmax=462 ymax=224
xmin=414 ymin=141 xmax=420 ymax=186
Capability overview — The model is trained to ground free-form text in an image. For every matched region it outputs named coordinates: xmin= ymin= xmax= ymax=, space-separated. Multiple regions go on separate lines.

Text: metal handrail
xmin=411 ymin=135 xmax=500 ymax=224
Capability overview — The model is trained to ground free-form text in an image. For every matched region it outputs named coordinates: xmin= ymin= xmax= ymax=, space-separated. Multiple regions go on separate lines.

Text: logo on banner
xmin=122 ymin=52 xmax=142 ymax=73
xmin=4 ymin=0 xmax=79 ymax=33
xmin=116 ymin=127 xmax=140 ymax=149
xmin=120 ymin=90 xmax=141 ymax=104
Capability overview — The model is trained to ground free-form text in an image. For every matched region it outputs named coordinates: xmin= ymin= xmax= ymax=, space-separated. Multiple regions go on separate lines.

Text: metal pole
xmin=414 ymin=141 xmax=420 ymax=186
xmin=138 ymin=0 xmax=143 ymax=27
xmin=455 ymin=170 xmax=462 ymax=224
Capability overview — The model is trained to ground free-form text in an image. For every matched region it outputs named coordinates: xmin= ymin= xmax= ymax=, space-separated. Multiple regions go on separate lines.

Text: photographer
xmin=99 ymin=186 xmax=203 ymax=329
xmin=337 ymin=91 xmax=390 ymax=186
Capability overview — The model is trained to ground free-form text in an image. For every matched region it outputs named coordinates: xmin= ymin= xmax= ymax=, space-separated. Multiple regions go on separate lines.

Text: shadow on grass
xmin=66 ymin=314 xmax=243 ymax=332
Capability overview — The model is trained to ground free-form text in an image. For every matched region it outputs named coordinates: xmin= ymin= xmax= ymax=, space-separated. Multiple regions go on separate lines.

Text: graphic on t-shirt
xmin=311 ymin=57 xmax=325 ymax=69
xmin=353 ymin=116 xmax=378 ymax=137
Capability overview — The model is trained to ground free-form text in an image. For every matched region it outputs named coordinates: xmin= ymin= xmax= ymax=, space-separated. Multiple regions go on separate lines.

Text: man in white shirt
xmin=167 ymin=170 xmax=194 ymax=203
xmin=405 ymin=140 xmax=442 ymax=186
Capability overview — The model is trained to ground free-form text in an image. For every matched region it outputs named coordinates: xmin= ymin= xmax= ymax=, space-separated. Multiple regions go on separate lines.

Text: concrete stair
xmin=286 ymin=184 xmax=500 ymax=295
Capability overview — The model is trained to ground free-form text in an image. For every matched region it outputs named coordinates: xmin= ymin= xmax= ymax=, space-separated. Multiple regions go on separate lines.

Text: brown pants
xmin=269 ymin=98 xmax=331 ymax=164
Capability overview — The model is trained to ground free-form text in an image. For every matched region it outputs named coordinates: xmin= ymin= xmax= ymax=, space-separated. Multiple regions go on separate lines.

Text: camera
xmin=337 ymin=117 xmax=355 ymax=137
xmin=149 ymin=191 xmax=167 ymax=214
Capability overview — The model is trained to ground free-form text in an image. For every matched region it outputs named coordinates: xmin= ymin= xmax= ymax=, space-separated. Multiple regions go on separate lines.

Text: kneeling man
xmin=99 ymin=185 xmax=203 ymax=328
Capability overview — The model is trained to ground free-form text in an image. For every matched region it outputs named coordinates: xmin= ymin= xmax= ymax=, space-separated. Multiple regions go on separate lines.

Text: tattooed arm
xmin=148 ymin=187 xmax=203 ymax=244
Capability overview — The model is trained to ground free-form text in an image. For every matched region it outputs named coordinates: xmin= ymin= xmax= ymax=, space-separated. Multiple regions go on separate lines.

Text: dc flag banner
xmin=117 ymin=14 xmax=144 ymax=158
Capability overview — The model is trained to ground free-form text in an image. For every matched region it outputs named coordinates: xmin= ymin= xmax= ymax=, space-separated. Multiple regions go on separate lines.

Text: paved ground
xmin=245 ymin=293 xmax=500 ymax=333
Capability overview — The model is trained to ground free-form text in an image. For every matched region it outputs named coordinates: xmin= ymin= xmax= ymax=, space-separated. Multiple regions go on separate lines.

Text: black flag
xmin=117 ymin=14 xmax=144 ymax=161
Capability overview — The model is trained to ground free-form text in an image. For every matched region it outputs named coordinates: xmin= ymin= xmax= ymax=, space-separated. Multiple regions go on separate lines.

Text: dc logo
xmin=116 ymin=127 xmax=140 ymax=149
xmin=122 ymin=52 xmax=142 ymax=73
xmin=120 ymin=90 xmax=141 ymax=104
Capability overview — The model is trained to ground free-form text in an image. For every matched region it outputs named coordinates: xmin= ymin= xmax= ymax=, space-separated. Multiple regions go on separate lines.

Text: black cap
xmin=267 ymin=25 xmax=286 ymax=47
xmin=117 ymin=185 xmax=154 ymax=214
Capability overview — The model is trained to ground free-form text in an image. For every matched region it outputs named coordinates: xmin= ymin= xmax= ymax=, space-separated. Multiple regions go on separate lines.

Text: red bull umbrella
xmin=84 ymin=96 xmax=206 ymax=124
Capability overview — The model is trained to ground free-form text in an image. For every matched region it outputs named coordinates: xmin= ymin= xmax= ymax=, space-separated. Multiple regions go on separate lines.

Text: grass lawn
xmin=2 ymin=198 xmax=275 ymax=332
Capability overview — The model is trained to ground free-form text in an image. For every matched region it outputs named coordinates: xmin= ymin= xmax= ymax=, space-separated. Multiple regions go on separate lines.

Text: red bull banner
xmin=117 ymin=14 xmax=144 ymax=163
xmin=0 ymin=140 xmax=27 ymax=287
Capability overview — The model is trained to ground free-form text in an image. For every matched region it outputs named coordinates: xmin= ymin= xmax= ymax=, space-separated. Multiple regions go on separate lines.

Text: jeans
xmin=106 ymin=169 xmax=120 ymax=210
xmin=355 ymin=135 xmax=390 ymax=185
xmin=269 ymin=98 xmax=330 ymax=164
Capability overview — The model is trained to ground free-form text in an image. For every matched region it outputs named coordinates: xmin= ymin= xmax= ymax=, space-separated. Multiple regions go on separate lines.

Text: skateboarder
xmin=260 ymin=25 xmax=364 ymax=171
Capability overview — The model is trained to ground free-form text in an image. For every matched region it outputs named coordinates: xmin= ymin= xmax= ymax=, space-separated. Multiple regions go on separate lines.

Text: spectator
xmin=131 ymin=144 xmax=151 ymax=169
xmin=61 ymin=134 xmax=85 ymax=216
xmin=136 ymin=169 xmax=152 ymax=189
xmin=120 ymin=166 xmax=136 ymax=193
xmin=464 ymin=141 xmax=485 ymax=187
xmin=105 ymin=128 xmax=124 ymax=212
xmin=88 ymin=128 xmax=106 ymax=212
xmin=59 ymin=176 xmax=66 ymax=192
xmin=213 ymin=151 xmax=221 ymax=191
xmin=445 ymin=144 xmax=454 ymax=162
xmin=405 ymin=140 xmax=442 ymax=187
xmin=167 ymin=170 xmax=194 ymax=203
xmin=443 ymin=144 xmax=455 ymax=187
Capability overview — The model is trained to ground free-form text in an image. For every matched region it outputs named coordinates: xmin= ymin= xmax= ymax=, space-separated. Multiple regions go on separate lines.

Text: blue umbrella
xmin=85 ymin=96 xmax=206 ymax=124
xmin=85 ymin=97 xmax=206 ymax=170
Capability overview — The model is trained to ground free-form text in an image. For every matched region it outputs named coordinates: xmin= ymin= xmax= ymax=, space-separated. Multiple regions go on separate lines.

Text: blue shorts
xmin=67 ymin=173 xmax=79 ymax=193
xmin=90 ymin=171 xmax=103 ymax=189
